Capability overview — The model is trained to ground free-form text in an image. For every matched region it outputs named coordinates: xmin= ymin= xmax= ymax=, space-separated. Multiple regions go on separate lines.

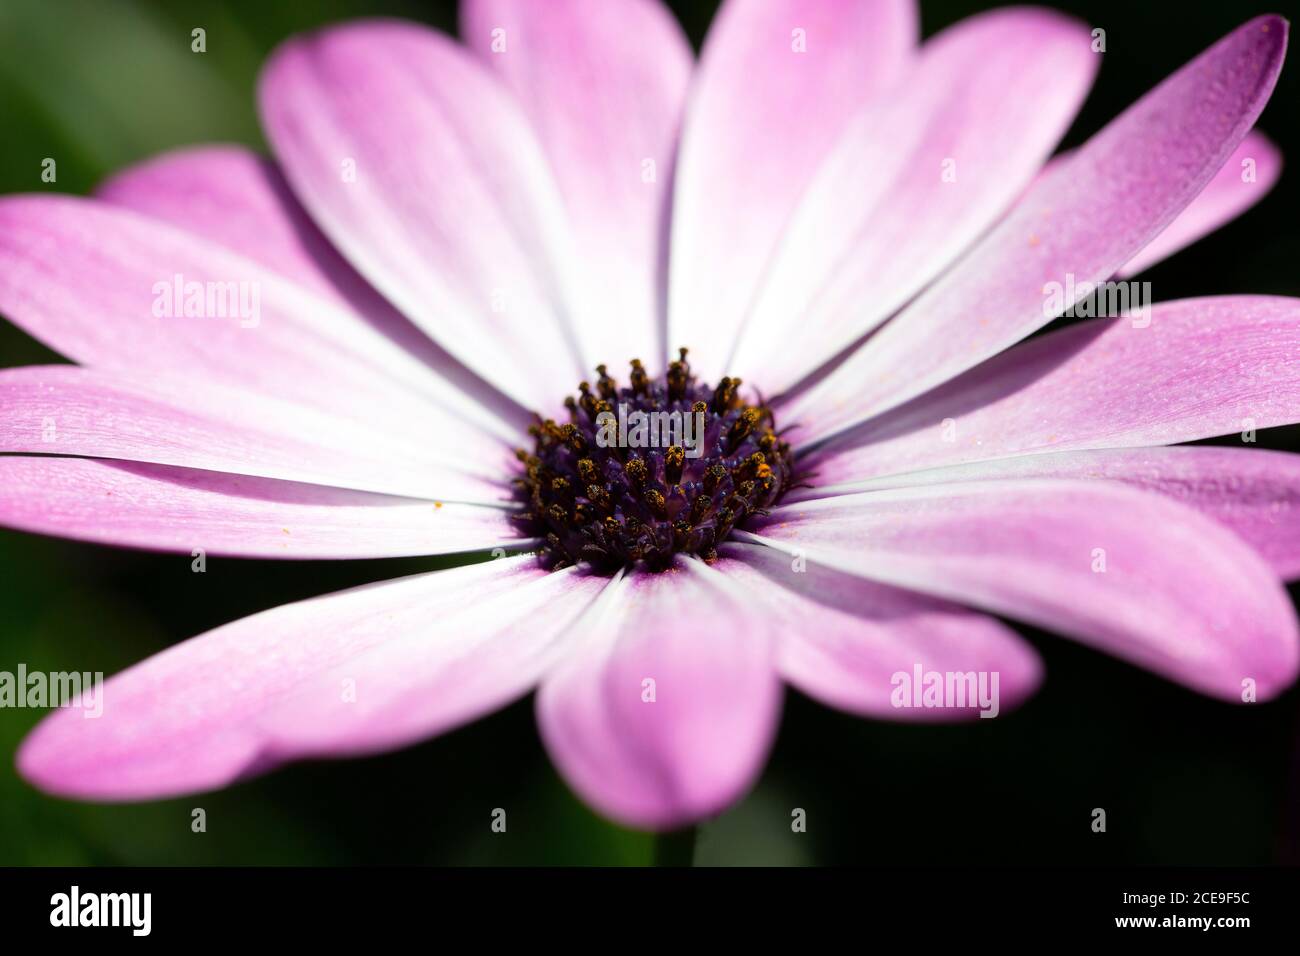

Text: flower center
xmin=513 ymin=349 xmax=796 ymax=571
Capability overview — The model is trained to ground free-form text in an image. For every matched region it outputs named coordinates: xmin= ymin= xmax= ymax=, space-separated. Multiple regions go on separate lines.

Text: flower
xmin=0 ymin=0 xmax=1296 ymax=832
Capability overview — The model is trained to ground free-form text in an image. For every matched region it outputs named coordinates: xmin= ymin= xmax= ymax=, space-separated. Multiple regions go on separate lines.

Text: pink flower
xmin=1 ymin=1 xmax=1296 ymax=832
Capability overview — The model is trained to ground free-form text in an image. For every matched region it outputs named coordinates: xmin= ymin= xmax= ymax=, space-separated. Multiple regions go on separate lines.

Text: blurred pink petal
xmin=667 ymin=0 xmax=918 ymax=380
xmin=799 ymin=446 xmax=1300 ymax=580
xmin=0 ymin=365 xmax=513 ymax=502
xmin=784 ymin=15 xmax=1288 ymax=443
xmin=259 ymin=19 xmax=590 ymax=411
xmin=0 ymin=457 xmax=524 ymax=559
xmin=98 ymin=144 xmax=529 ymax=433
xmin=461 ymin=0 xmax=692 ymax=363
xmin=719 ymin=542 xmax=1043 ymax=721
xmin=745 ymin=479 xmax=1300 ymax=701
xmin=732 ymin=7 xmax=1097 ymax=389
xmin=1120 ymin=130 xmax=1282 ymax=276
xmin=537 ymin=559 xmax=782 ymax=830
xmin=0 ymin=195 xmax=513 ymax=438
xmin=18 ymin=556 xmax=606 ymax=800
xmin=808 ymin=296 xmax=1300 ymax=485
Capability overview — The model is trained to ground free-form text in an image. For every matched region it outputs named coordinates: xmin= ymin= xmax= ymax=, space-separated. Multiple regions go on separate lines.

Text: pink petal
xmin=98 ymin=145 xmax=391 ymax=305
xmin=743 ymin=479 xmax=1300 ymax=701
xmin=783 ymin=15 xmax=1288 ymax=445
xmin=807 ymin=296 xmax=1300 ymax=485
xmin=802 ymin=446 xmax=1300 ymax=581
xmin=732 ymin=7 xmax=1097 ymax=389
xmin=0 ymin=195 xmax=518 ymax=443
xmin=536 ymin=559 xmax=782 ymax=830
xmin=97 ymin=144 xmax=527 ymax=432
xmin=0 ymin=365 xmax=514 ymax=503
xmin=460 ymin=0 xmax=692 ymax=364
xmin=666 ymin=0 xmax=917 ymax=381
xmin=1120 ymin=130 xmax=1282 ymax=276
xmin=719 ymin=542 xmax=1042 ymax=721
xmin=17 ymin=556 xmax=607 ymax=800
xmin=258 ymin=19 xmax=590 ymax=411
xmin=0 ymin=457 xmax=525 ymax=559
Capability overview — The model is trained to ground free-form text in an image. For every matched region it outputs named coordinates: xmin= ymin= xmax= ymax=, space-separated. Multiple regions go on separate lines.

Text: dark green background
xmin=1 ymin=0 xmax=1299 ymax=865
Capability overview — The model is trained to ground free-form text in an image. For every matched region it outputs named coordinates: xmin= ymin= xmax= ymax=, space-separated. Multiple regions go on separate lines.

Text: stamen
xmin=514 ymin=348 xmax=797 ymax=571
xmin=664 ymin=445 xmax=685 ymax=485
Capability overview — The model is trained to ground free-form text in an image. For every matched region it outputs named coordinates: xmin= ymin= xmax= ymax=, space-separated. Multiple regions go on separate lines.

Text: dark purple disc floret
xmin=514 ymin=349 xmax=797 ymax=571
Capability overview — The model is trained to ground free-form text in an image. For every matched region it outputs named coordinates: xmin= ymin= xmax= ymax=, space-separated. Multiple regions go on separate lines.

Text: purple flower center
xmin=513 ymin=348 xmax=797 ymax=571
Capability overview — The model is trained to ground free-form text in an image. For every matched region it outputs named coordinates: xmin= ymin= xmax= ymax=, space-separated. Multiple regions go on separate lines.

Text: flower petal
xmin=98 ymin=145 xmax=391 ymax=304
xmin=0 ymin=365 xmax=514 ymax=503
xmin=783 ymin=15 xmax=1288 ymax=445
xmin=97 ymin=144 xmax=528 ymax=432
xmin=719 ymin=542 xmax=1042 ymax=721
xmin=0 ymin=457 xmax=525 ymax=559
xmin=460 ymin=0 xmax=692 ymax=364
xmin=0 ymin=194 xmax=519 ymax=443
xmin=1119 ymin=130 xmax=1282 ymax=277
xmin=743 ymin=479 xmax=1300 ymax=700
xmin=731 ymin=7 xmax=1096 ymax=389
xmin=667 ymin=0 xmax=917 ymax=381
xmin=17 ymin=556 xmax=606 ymax=801
xmin=258 ymin=19 xmax=590 ymax=411
xmin=807 ymin=296 xmax=1300 ymax=486
xmin=536 ymin=559 xmax=782 ymax=830
xmin=800 ymin=446 xmax=1300 ymax=581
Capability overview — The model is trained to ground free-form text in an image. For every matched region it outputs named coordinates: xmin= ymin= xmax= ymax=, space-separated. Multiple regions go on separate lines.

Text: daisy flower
xmin=1 ymin=0 xmax=1296 ymax=834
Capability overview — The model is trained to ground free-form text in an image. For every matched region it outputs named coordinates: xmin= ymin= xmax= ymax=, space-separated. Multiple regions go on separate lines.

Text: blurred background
xmin=1 ymin=0 xmax=1299 ymax=865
